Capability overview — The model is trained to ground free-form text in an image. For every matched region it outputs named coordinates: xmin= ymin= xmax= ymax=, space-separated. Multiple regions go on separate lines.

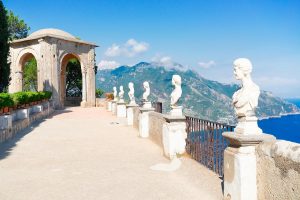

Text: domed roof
xmin=28 ymin=28 xmax=76 ymax=39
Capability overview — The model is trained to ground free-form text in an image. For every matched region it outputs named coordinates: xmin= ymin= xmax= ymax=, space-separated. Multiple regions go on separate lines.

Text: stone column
xmin=85 ymin=48 xmax=96 ymax=107
xmin=162 ymin=115 xmax=187 ymax=159
xmin=80 ymin=70 xmax=87 ymax=107
xmin=14 ymin=71 xmax=23 ymax=92
xmin=222 ymin=132 xmax=275 ymax=200
xmin=107 ymin=100 xmax=112 ymax=111
xmin=138 ymin=107 xmax=155 ymax=138
xmin=126 ymin=104 xmax=139 ymax=125
xmin=117 ymin=102 xmax=127 ymax=118
xmin=111 ymin=100 xmax=117 ymax=115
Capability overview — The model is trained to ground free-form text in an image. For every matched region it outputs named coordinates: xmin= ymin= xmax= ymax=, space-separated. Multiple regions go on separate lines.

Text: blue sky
xmin=3 ymin=0 xmax=300 ymax=98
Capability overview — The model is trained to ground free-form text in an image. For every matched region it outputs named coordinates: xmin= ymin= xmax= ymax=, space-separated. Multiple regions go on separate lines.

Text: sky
xmin=3 ymin=0 xmax=300 ymax=98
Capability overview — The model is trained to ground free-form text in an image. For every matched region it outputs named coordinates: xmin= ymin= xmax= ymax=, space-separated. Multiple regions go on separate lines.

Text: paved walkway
xmin=0 ymin=107 xmax=223 ymax=200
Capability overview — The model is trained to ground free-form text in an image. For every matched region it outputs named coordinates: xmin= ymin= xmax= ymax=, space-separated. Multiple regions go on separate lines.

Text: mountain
xmin=96 ymin=62 xmax=300 ymax=125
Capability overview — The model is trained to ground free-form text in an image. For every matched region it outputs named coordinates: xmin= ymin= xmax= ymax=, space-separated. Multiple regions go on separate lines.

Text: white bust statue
xmin=113 ymin=86 xmax=117 ymax=100
xmin=170 ymin=75 xmax=182 ymax=107
xmin=119 ymin=85 xmax=124 ymax=100
xmin=232 ymin=58 xmax=262 ymax=134
xmin=128 ymin=82 xmax=136 ymax=104
xmin=232 ymin=58 xmax=259 ymax=117
xmin=142 ymin=81 xmax=150 ymax=101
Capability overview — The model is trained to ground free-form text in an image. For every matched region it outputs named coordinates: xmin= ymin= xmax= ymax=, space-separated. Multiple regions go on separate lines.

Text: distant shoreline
xmin=258 ymin=112 xmax=300 ymax=121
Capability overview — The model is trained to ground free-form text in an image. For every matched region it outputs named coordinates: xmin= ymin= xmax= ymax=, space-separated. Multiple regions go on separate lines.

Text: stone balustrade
xmin=105 ymin=99 xmax=300 ymax=199
xmin=0 ymin=101 xmax=54 ymax=144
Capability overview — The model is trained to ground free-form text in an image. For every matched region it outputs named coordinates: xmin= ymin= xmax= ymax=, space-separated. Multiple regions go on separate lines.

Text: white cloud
xmin=98 ymin=60 xmax=120 ymax=70
xmin=105 ymin=44 xmax=122 ymax=57
xmin=152 ymin=55 xmax=173 ymax=67
xmin=105 ymin=39 xmax=149 ymax=57
xmin=198 ymin=60 xmax=216 ymax=69
xmin=151 ymin=55 xmax=188 ymax=71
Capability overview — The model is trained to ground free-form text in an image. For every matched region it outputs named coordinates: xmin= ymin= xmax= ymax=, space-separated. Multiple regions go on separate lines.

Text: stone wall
xmin=0 ymin=102 xmax=54 ymax=144
xmin=148 ymin=112 xmax=166 ymax=147
xmin=257 ymin=140 xmax=300 ymax=200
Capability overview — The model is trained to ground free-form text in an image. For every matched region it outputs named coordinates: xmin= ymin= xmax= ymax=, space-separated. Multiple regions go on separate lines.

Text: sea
xmin=258 ymin=99 xmax=300 ymax=144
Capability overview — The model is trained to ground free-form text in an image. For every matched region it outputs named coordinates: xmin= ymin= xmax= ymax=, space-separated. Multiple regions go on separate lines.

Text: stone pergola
xmin=8 ymin=28 xmax=98 ymax=109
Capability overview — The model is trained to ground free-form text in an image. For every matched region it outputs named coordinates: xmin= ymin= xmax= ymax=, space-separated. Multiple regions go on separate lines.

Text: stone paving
xmin=0 ymin=107 xmax=223 ymax=200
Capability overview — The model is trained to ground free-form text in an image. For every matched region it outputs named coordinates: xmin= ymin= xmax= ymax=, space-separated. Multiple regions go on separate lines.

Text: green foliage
xmin=0 ymin=1 xmax=10 ymax=92
xmin=11 ymin=92 xmax=27 ymax=106
xmin=96 ymin=88 xmax=104 ymax=98
xmin=0 ymin=91 xmax=52 ymax=108
xmin=66 ymin=58 xmax=82 ymax=97
xmin=23 ymin=57 xmax=37 ymax=91
xmin=0 ymin=93 xmax=14 ymax=108
xmin=7 ymin=10 xmax=30 ymax=41
xmin=39 ymin=91 xmax=52 ymax=100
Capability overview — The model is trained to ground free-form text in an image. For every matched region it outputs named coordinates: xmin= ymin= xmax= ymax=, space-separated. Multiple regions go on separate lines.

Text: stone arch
xmin=15 ymin=48 xmax=39 ymax=91
xmin=59 ymin=52 xmax=83 ymax=107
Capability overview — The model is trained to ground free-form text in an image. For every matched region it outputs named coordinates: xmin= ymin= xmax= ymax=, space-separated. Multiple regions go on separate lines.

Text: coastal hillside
xmin=97 ymin=62 xmax=299 ymax=124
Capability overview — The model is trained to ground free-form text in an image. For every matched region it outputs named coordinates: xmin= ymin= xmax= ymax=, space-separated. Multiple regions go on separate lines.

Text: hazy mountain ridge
xmin=97 ymin=62 xmax=300 ymax=125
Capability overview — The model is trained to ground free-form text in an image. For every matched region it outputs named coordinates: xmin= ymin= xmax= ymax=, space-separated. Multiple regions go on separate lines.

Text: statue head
xmin=128 ymin=82 xmax=134 ymax=90
xmin=233 ymin=58 xmax=252 ymax=80
xmin=143 ymin=81 xmax=149 ymax=89
xmin=113 ymin=86 xmax=117 ymax=91
xmin=172 ymin=75 xmax=182 ymax=86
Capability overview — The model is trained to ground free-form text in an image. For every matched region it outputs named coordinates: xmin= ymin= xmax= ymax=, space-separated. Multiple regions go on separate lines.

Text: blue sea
xmin=258 ymin=99 xmax=300 ymax=144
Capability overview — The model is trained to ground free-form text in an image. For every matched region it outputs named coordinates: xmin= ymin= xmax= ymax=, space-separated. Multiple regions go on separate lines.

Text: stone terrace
xmin=0 ymin=107 xmax=222 ymax=200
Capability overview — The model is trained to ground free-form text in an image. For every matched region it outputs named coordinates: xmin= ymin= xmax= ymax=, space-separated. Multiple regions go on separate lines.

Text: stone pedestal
xmin=222 ymin=132 xmax=276 ymax=200
xmin=126 ymin=104 xmax=138 ymax=125
xmin=143 ymin=101 xmax=152 ymax=109
xmin=80 ymin=100 xmax=88 ymax=108
xmin=0 ymin=115 xmax=12 ymax=130
xmin=162 ymin=115 xmax=187 ymax=159
xmin=139 ymin=107 xmax=155 ymax=138
xmin=111 ymin=100 xmax=117 ymax=115
xmin=117 ymin=102 xmax=127 ymax=118
xmin=170 ymin=106 xmax=183 ymax=117
xmin=107 ymin=101 xmax=112 ymax=111
xmin=235 ymin=116 xmax=262 ymax=135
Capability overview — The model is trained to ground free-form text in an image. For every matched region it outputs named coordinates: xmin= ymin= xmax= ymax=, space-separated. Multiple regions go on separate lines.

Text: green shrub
xmin=0 ymin=93 xmax=14 ymax=108
xmin=11 ymin=92 xmax=27 ymax=106
xmin=43 ymin=91 xmax=52 ymax=100
xmin=96 ymin=88 xmax=104 ymax=98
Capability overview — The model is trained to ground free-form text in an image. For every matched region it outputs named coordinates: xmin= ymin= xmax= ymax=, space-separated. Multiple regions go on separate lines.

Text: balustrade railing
xmin=185 ymin=116 xmax=234 ymax=177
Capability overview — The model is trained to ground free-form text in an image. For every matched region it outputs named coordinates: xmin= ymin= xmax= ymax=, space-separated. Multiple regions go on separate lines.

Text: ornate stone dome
xmin=28 ymin=28 xmax=76 ymax=39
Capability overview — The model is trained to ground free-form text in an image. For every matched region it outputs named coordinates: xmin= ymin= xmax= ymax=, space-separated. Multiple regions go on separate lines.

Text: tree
xmin=66 ymin=58 xmax=82 ymax=97
xmin=7 ymin=10 xmax=30 ymax=41
xmin=0 ymin=0 xmax=10 ymax=92
xmin=23 ymin=57 xmax=37 ymax=91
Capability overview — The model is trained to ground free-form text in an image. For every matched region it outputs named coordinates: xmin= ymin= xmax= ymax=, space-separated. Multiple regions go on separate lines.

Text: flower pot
xmin=3 ymin=107 xmax=9 ymax=114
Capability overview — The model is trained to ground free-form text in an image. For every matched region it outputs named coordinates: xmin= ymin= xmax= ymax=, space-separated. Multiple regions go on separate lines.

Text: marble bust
xmin=232 ymin=58 xmax=262 ymax=134
xmin=119 ymin=85 xmax=124 ymax=100
xmin=142 ymin=81 xmax=150 ymax=101
xmin=113 ymin=86 xmax=117 ymax=100
xmin=170 ymin=75 xmax=182 ymax=107
xmin=128 ymin=82 xmax=136 ymax=104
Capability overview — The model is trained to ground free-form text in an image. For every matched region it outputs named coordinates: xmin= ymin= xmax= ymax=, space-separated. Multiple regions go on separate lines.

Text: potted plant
xmin=0 ymin=93 xmax=14 ymax=114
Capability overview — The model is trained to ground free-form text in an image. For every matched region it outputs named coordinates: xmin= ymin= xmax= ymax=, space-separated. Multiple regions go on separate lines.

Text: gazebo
xmin=9 ymin=28 xmax=98 ymax=109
